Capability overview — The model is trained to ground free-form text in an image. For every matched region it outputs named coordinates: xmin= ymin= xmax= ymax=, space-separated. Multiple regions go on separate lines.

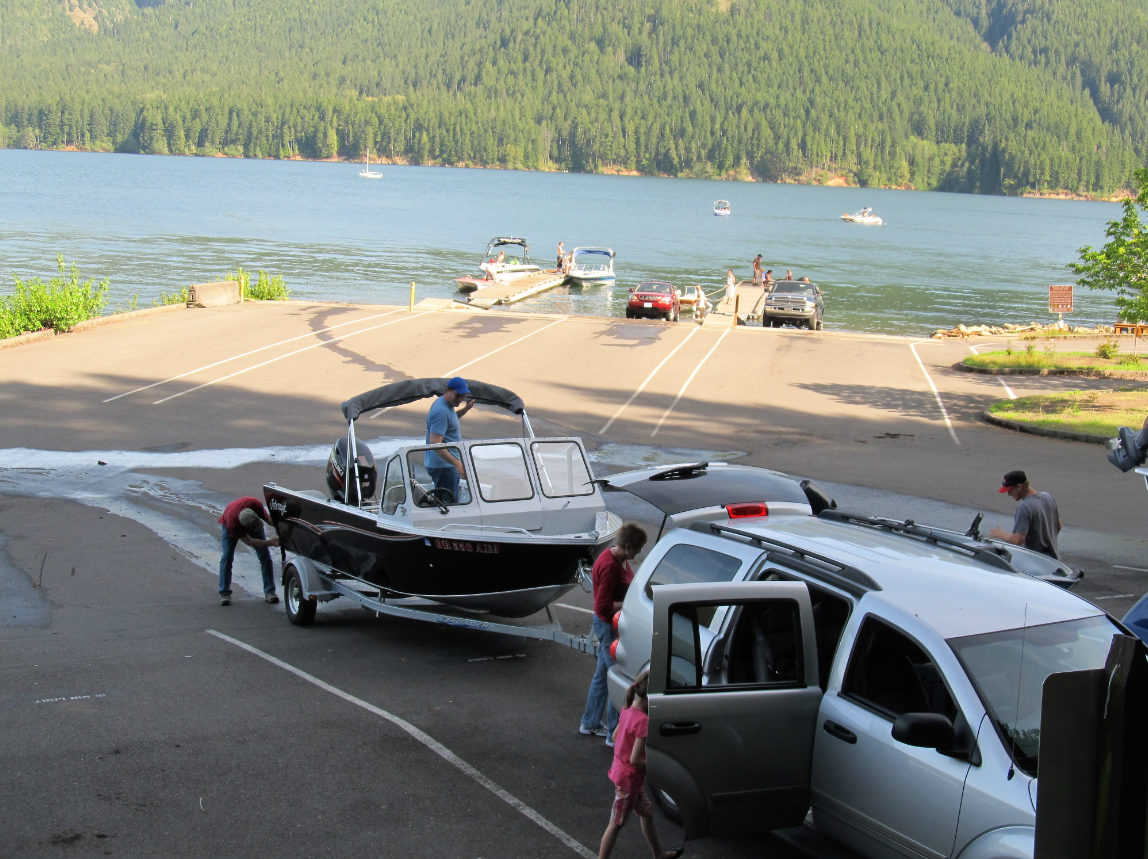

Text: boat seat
xmin=384 ymin=485 xmax=405 ymax=508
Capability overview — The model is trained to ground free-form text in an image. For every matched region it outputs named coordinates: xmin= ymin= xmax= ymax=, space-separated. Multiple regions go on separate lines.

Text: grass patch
xmin=989 ymin=389 xmax=1148 ymax=437
xmin=965 ymin=350 xmax=1147 ymax=371
xmin=0 ymin=255 xmax=110 ymax=339
xmin=154 ymin=286 xmax=190 ymax=306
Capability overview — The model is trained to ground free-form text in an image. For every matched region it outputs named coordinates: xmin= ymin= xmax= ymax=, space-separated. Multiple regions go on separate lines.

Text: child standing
xmin=598 ymin=672 xmax=684 ymax=859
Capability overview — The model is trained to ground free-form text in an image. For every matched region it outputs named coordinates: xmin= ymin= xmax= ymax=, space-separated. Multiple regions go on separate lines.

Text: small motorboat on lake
xmin=264 ymin=378 xmax=621 ymax=618
xmin=359 ymin=149 xmax=383 ymax=179
xmin=841 ymin=207 xmax=883 ymax=225
xmin=713 ymin=200 xmax=731 ymax=217
xmin=566 ymin=247 xmax=616 ymax=287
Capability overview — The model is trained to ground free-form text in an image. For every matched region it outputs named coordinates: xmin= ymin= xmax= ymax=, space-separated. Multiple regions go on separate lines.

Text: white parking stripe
xmin=651 ymin=329 xmax=730 ymax=438
xmin=443 ymin=317 xmax=567 ymax=377
xmin=554 ymin=603 xmax=593 ymax=614
xmin=910 ymin=341 xmax=960 ymax=445
xmin=206 ymin=630 xmax=595 ymax=859
xmin=153 ymin=314 xmax=425 ymax=404
xmin=967 ymin=345 xmax=1016 ymax=399
xmin=597 ymin=326 xmax=701 ymax=435
xmin=103 ymin=310 xmax=402 ymax=403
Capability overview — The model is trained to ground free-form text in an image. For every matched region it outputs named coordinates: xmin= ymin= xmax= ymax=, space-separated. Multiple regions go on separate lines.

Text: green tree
xmin=1069 ymin=168 xmax=1148 ymax=326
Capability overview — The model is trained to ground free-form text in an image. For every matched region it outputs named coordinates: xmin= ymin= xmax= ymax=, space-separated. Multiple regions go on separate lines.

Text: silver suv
xmin=602 ymin=464 xmax=1107 ymax=859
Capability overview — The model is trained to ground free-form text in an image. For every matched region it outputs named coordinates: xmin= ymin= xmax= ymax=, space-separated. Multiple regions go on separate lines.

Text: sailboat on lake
xmin=359 ymin=149 xmax=383 ymax=179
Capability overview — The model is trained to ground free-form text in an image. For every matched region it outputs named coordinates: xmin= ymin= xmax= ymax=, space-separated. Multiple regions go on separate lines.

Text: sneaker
xmin=579 ymin=723 xmax=609 ymax=738
xmin=219 ymin=594 xmax=231 ymax=606
xmin=264 ymin=592 xmax=279 ymax=604
xmin=605 ymin=732 xmax=615 ymax=748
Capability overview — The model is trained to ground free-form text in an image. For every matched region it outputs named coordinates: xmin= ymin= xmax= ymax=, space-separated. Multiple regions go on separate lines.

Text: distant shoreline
xmin=6 ymin=145 xmax=1130 ymax=202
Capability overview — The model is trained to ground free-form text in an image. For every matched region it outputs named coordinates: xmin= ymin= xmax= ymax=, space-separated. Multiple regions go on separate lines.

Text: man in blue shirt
xmin=425 ymin=377 xmax=474 ymax=502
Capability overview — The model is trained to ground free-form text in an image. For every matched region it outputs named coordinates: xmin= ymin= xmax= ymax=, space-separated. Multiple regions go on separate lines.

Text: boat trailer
xmin=282 ymin=555 xmax=597 ymax=655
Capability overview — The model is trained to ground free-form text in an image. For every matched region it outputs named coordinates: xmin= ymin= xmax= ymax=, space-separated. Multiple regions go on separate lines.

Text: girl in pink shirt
xmin=598 ymin=671 xmax=684 ymax=859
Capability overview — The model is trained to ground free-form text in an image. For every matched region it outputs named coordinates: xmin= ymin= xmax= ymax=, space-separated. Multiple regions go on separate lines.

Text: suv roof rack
xmin=818 ymin=510 xmax=1015 ymax=572
xmin=708 ymin=522 xmax=881 ymax=596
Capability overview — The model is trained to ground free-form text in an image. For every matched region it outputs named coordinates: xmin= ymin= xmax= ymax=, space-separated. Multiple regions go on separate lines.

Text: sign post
xmin=1049 ymin=284 xmax=1073 ymax=328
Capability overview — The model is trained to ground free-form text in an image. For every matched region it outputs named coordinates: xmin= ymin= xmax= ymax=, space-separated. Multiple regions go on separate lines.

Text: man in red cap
xmin=218 ymin=496 xmax=281 ymax=606
xmin=989 ymin=470 xmax=1062 ymax=559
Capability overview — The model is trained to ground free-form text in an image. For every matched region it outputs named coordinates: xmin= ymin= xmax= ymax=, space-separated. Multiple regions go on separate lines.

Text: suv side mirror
xmin=892 ymin=713 xmax=954 ymax=752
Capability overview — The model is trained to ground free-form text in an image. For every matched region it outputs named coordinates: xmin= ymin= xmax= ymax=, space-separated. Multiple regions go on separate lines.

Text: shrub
xmin=155 ymin=286 xmax=190 ymax=306
xmin=0 ymin=255 xmax=109 ymax=338
xmin=1096 ymin=339 xmax=1121 ymax=360
xmin=228 ymin=268 xmax=290 ymax=301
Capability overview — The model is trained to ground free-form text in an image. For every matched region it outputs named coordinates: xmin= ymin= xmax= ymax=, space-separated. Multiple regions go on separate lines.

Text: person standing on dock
xmin=786 ymin=269 xmax=793 ymax=281
xmin=724 ymin=269 xmax=737 ymax=303
xmin=764 ymin=269 xmax=774 ymax=287
xmin=425 ymin=377 xmax=475 ymax=503
xmin=557 ymin=241 xmax=565 ymax=271
xmin=752 ymin=254 xmax=763 ymax=285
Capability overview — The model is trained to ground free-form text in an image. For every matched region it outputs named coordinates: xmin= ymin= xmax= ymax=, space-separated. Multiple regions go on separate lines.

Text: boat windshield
xmin=771 ymin=282 xmax=816 ymax=295
xmin=532 ymin=441 xmax=594 ymax=498
xmin=489 ymin=241 xmax=529 ymax=264
xmin=949 ymin=614 xmax=1118 ymax=777
xmin=637 ymin=282 xmax=673 ymax=294
xmin=407 ymin=447 xmax=473 ymax=507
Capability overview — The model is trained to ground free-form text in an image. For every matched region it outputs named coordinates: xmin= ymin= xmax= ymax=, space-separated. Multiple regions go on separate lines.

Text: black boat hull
xmin=264 ymin=486 xmax=606 ymax=617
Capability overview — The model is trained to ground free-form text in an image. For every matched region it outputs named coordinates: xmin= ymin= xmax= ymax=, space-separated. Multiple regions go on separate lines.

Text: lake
xmin=0 ymin=149 xmax=1124 ymax=334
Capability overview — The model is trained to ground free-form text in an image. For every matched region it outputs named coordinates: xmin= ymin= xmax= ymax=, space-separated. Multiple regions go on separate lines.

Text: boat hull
xmin=265 ymin=486 xmax=605 ymax=618
xmin=567 ymin=273 xmax=616 ymax=287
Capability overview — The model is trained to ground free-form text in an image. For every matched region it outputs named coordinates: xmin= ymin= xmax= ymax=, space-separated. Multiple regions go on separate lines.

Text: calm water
xmin=0 ymin=149 xmax=1123 ymax=334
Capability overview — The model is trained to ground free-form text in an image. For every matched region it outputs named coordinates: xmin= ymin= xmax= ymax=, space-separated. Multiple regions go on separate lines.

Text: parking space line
xmin=103 ymin=310 xmax=402 ymax=403
xmin=651 ymin=328 xmax=730 ymax=438
xmin=206 ymin=629 xmax=595 ymax=859
xmin=554 ymin=603 xmax=593 ymax=614
xmin=1114 ymin=565 xmax=1148 ymax=573
xmin=598 ymin=326 xmax=701 ymax=435
xmin=909 ymin=341 xmax=960 ymax=445
xmin=967 ymin=345 xmax=1016 ymax=399
xmin=444 ymin=317 xmax=567 ymax=377
xmin=153 ymin=313 xmax=426 ymax=405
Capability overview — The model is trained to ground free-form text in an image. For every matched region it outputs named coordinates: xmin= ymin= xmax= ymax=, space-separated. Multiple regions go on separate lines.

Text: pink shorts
xmin=610 ymin=786 xmax=653 ymax=826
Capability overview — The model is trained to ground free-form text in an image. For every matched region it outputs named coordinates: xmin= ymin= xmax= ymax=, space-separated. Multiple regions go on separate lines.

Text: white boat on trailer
xmin=840 ymin=207 xmax=883 ymax=225
xmin=566 ymin=247 xmax=616 ymax=287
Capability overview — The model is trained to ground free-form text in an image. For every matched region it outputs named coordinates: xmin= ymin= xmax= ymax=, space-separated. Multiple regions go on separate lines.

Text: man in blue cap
xmin=425 ymin=377 xmax=475 ymax=502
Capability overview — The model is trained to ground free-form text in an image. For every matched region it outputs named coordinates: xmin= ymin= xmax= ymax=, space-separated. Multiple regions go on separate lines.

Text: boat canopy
xmin=714 ymin=200 xmax=730 ymax=206
xmin=572 ymin=247 xmax=615 ymax=259
xmin=486 ymin=237 xmax=529 ymax=254
xmin=342 ymin=377 xmax=525 ymax=422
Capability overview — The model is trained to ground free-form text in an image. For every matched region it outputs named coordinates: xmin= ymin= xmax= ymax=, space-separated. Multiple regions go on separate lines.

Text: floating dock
xmin=467 ymin=271 xmax=567 ymax=309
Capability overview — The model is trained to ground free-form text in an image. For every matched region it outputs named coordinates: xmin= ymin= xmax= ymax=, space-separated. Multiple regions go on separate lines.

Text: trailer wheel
xmin=284 ymin=565 xmax=317 ymax=627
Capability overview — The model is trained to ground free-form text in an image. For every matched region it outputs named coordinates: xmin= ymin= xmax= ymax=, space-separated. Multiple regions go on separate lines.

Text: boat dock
xmin=467 ymin=270 xmax=567 ymax=309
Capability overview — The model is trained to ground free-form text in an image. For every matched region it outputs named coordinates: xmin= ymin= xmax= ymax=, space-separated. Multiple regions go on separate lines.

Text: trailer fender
xmin=284 ymin=557 xmax=339 ymax=602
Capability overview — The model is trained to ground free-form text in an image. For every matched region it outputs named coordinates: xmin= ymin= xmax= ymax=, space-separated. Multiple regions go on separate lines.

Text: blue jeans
xmin=218 ymin=525 xmax=275 ymax=596
xmin=427 ymin=466 xmax=460 ymax=503
xmin=581 ymin=615 xmax=619 ymax=734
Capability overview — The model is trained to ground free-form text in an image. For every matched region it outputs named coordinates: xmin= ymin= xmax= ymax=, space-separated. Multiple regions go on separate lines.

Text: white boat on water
xmin=841 ymin=207 xmax=883 ymax=225
xmin=456 ymin=237 xmax=541 ymax=292
xmin=359 ymin=149 xmax=383 ymax=179
xmin=713 ymin=200 xmax=731 ymax=217
xmin=566 ymin=247 xmax=616 ymax=286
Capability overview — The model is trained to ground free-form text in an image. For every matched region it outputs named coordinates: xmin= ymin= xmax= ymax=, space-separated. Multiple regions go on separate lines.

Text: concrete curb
xmin=955 ymin=361 xmax=1148 ymax=381
xmin=981 ymin=409 xmax=1110 ymax=445
xmin=0 ymin=328 xmax=55 ymax=350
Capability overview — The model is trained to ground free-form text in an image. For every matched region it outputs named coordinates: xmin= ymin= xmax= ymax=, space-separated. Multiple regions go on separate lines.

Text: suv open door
xmin=647 ymin=581 xmax=821 ymax=840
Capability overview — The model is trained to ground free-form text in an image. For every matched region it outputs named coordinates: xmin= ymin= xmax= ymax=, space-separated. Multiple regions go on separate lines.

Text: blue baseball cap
xmin=446 ymin=376 xmax=470 ymax=395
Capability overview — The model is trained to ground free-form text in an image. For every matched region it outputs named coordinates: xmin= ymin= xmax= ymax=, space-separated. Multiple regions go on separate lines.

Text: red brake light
xmin=609 ymin=639 xmax=619 ymax=660
xmin=612 ymin=610 xmax=621 ymax=632
xmin=726 ymin=502 xmax=769 ymax=519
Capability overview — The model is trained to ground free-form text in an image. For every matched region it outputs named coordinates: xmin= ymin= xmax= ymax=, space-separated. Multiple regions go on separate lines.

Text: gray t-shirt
xmin=1013 ymin=492 xmax=1061 ymax=559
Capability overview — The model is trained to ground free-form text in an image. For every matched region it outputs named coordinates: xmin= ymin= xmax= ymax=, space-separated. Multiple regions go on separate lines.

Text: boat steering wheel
xmin=423 ymin=487 xmax=454 ymax=514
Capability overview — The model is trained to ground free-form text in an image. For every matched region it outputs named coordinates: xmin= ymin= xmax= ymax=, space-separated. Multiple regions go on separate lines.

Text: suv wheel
xmin=648 ymin=781 xmax=683 ymax=824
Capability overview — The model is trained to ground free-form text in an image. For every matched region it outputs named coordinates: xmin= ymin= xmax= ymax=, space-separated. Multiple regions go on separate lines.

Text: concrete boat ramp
xmin=465 ymin=270 xmax=567 ymax=308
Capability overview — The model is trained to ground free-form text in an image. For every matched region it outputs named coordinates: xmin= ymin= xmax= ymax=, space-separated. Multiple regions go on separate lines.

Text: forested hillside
xmin=0 ymin=0 xmax=1143 ymax=195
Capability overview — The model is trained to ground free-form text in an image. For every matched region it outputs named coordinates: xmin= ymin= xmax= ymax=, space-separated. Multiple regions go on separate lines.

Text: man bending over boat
xmin=425 ymin=376 xmax=475 ymax=503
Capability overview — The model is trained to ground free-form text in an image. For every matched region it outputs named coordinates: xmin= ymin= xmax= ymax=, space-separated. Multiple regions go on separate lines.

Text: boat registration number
xmin=643 ymin=302 xmax=652 ymax=308
xmin=433 ymin=538 xmax=500 ymax=554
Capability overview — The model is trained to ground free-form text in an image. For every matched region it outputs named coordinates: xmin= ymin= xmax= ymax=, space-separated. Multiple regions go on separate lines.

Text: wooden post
xmin=410 ymin=281 xmax=416 ymax=312
xmin=734 ymin=293 xmax=740 ymax=320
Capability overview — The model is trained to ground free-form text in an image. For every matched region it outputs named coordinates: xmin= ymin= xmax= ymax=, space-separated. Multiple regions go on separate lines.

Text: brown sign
xmin=1049 ymin=284 xmax=1074 ymax=313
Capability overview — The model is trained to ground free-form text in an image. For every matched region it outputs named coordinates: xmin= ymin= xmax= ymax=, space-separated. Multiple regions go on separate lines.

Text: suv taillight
xmin=726 ymin=502 xmax=769 ymax=519
xmin=609 ymin=639 xmax=619 ymax=660
xmin=612 ymin=610 xmax=621 ymax=632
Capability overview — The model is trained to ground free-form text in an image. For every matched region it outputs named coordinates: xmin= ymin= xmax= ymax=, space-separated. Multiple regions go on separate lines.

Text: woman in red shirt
xmin=579 ymin=523 xmax=648 ymax=745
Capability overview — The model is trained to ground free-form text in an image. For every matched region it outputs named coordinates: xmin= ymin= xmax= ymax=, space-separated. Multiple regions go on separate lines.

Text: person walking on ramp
xmin=218 ymin=496 xmax=280 ymax=605
xmin=597 ymin=671 xmax=683 ymax=859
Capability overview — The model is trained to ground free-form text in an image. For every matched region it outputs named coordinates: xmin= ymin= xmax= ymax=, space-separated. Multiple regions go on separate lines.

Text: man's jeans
xmin=581 ymin=615 xmax=619 ymax=735
xmin=427 ymin=466 xmax=461 ymax=503
xmin=218 ymin=525 xmax=275 ymax=596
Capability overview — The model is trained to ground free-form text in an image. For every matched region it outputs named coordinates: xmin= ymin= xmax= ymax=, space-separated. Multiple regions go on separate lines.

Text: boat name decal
xmin=436 ymin=616 xmax=492 ymax=630
xmin=268 ymin=498 xmax=289 ymax=516
xmin=433 ymin=538 xmax=500 ymax=554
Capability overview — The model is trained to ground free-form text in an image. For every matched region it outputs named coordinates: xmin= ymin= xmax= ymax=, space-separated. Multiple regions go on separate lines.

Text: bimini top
xmin=342 ymin=378 xmax=525 ymax=422
xmin=487 ymin=237 xmax=528 ymax=251
xmin=573 ymin=247 xmax=615 ymax=258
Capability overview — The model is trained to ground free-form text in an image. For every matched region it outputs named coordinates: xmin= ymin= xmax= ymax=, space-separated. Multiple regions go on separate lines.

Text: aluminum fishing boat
xmin=264 ymin=379 xmax=620 ymax=618
xmin=566 ymin=247 xmax=616 ymax=286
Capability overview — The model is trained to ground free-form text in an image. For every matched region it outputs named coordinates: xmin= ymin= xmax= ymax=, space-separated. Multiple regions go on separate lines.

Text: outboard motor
xmin=1106 ymin=417 xmax=1148 ymax=472
xmin=326 ymin=437 xmax=377 ymax=504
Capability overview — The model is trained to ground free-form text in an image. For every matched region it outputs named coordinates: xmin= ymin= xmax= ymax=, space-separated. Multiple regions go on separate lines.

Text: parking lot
xmin=2 ymin=300 xmax=1146 ymax=856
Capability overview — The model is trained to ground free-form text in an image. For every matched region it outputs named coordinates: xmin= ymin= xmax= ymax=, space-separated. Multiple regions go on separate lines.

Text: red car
xmin=626 ymin=281 xmax=681 ymax=321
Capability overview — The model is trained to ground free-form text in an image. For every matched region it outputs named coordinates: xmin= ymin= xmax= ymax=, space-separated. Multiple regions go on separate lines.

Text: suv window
xmin=667 ymin=599 xmax=803 ymax=690
xmin=842 ymin=617 xmax=956 ymax=721
xmin=380 ymin=456 xmax=405 ymax=515
xmin=645 ymin=544 xmax=742 ymax=626
xmin=763 ymin=571 xmax=851 ymax=690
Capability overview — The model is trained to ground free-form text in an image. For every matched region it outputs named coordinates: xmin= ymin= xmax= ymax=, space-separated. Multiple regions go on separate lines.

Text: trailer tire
xmin=284 ymin=565 xmax=317 ymax=627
